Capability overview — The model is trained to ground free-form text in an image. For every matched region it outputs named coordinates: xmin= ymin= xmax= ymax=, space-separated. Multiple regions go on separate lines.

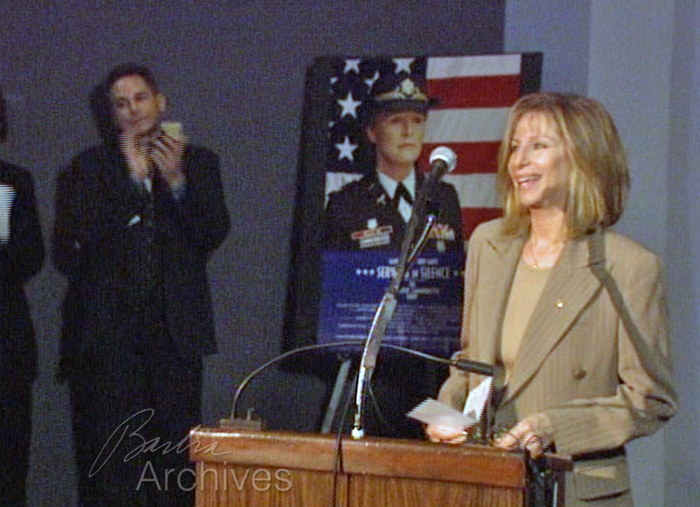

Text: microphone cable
xmin=228 ymin=340 xmax=492 ymax=420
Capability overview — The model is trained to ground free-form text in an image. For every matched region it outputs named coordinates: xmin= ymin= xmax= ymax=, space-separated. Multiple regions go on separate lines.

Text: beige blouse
xmin=500 ymin=259 xmax=552 ymax=379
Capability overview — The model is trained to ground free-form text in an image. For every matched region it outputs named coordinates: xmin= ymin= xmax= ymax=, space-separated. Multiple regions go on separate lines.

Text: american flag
xmin=324 ymin=54 xmax=541 ymax=239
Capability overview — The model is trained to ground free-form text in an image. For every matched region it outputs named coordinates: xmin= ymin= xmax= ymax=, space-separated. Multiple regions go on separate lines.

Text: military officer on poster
xmin=323 ymin=74 xmax=463 ymax=254
xmin=320 ymin=74 xmax=464 ymax=439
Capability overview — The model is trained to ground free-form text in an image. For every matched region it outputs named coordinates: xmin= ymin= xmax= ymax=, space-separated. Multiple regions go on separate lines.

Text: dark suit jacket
xmin=439 ymin=218 xmax=677 ymax=505
xmin=323 ymin=170 xmax=463 ymax=253
xmin=53 ymin=143 xmax=230 ymax=367
xmin=0 ymin=160 xmax=44 ymax=381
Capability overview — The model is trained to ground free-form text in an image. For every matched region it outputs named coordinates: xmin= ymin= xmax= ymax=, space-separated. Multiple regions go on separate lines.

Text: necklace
xmin=522 ymin=236 xmax=566 ymax=269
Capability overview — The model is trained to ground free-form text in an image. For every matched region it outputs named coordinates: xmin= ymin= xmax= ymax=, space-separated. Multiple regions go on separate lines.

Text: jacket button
xmin=573 ymin=367 xmax=587 ymax=380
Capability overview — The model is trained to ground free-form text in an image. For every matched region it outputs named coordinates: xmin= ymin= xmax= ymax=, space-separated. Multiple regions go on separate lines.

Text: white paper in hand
xmin=407 ymin=398 xmax=476 ymax=433
xmin=463 ymin=377 xmax=492 ymax=421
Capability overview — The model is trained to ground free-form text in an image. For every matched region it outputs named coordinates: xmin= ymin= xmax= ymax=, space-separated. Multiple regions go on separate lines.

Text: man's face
xmin=366 ymin=110 xmax=426 ymax=172
xmin=110 ymin=75 xmax=165 ymax=137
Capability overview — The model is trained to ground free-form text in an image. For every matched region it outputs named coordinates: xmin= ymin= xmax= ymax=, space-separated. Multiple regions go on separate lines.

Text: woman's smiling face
xmin=508 ymin=111 xmax=571 ymax=212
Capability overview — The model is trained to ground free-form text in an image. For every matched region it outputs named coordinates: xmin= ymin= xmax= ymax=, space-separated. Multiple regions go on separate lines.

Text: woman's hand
xmin=492 ymin=413 xmax=553 ymax=458
xmin=425 ymin=423 xmax=468 ymax=445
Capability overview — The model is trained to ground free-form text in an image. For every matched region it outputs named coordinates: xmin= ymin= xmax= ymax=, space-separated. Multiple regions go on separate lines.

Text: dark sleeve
xmin=52 ymin=160 xmax=87 ymax=280
xmin=0 ymin=167 xmax=44 ymax=283
xmin=449 ymin=184 xmax=464 ymax=244
xmin=322 ymin=188 xmax=361 ymax=250
xmin=433 ymin=182 xmax=464 ymax=245
xmin=52 ymin=157 xmax=98 ymax=380
xmin=167 ymin=147 xmax=230 ymax=252
xmin=52 ymin=149 xmax=147 ymax=279
xmin=322 ymin=191 xmax=345 ymax=248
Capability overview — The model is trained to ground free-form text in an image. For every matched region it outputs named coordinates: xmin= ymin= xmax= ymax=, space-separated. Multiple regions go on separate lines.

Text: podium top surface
xmin=190 ymin=427 xmax=532 ymax=489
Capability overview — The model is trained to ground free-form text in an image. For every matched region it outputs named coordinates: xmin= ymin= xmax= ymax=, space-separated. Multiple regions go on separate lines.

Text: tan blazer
xmin=439 ymin=219 xmax=677 ymax=505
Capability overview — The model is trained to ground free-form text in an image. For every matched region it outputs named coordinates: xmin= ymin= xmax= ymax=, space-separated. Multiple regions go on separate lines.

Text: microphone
xmin=428 ymin=146 xmax=458 ymax=180
xmin=349 ymin=148 xmax=458 ymax=440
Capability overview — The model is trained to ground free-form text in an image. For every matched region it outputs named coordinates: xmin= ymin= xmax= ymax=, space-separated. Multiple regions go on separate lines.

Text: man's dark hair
xmin=0 ymin=87 xmax=7 ymax=142
xmin=104 ymin=62 xmax=159 ymax=94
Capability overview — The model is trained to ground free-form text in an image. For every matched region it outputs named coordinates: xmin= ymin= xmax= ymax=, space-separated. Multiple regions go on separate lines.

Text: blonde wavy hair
xmin=497 ymin=92 xmax=630 ymax=238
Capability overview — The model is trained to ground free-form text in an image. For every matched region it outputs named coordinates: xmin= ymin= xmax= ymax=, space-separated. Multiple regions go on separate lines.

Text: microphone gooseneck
xmin=225 ymin=342 xmax=496 ymax=431
xmin=351 ymin=146 xmax=458 ymax=439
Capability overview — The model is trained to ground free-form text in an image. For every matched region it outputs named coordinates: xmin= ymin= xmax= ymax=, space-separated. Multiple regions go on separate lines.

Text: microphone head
xmin=429 ymin=146 xmax=457 ymax=174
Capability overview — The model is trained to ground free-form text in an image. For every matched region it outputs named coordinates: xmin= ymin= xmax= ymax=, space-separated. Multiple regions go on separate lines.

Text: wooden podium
xmin=189 ymin=427 xmax=568 ymax=506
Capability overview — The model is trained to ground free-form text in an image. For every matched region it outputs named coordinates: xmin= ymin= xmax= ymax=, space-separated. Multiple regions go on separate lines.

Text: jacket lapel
xmin=503 ymin=234 xmax=603 ymax=403
xmin=479 ymin=233 xmax=526 ymax=364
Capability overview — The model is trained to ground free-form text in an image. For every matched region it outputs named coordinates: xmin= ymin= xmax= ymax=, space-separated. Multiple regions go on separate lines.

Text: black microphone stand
xmin=350 ymin=174 xmax=442 ymax=439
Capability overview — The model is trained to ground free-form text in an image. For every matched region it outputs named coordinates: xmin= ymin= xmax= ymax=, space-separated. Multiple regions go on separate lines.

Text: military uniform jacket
xmin=53 ymin=143 xmax=230 ymax=365
xmin=439 ymin=218 xmax=677 ymax=506
xmin=323 ymin=170 xmax=463 ymax=253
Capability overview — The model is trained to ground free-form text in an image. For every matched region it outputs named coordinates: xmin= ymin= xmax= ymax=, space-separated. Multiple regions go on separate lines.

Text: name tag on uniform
xmin=351 ymin=225 xmax=393 ymax=249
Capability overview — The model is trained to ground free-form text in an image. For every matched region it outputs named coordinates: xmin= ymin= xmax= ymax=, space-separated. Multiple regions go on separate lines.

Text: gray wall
xmin=0 ymin=1 xmax=504 ymax=505
xmin=506 ymin=1 xmax=699 ymax=505
xmin=666 ymin=1 xmax=700 ymax=504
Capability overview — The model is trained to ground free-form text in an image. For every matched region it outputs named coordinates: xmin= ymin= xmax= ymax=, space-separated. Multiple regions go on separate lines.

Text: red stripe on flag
xmin=420 ymin=142 xmax=500 ymax=175
xmin=427 ymin=75 xmax=522 ymax=109
xmin=462 ymin=208 xmax=502 ymax=240
xmin=419 ymin=58 xmax=525 ymax=240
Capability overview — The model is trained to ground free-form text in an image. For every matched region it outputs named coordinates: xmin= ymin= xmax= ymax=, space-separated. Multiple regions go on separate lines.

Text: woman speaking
xmin=426 ymin=93 xmax=677 ymax=507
